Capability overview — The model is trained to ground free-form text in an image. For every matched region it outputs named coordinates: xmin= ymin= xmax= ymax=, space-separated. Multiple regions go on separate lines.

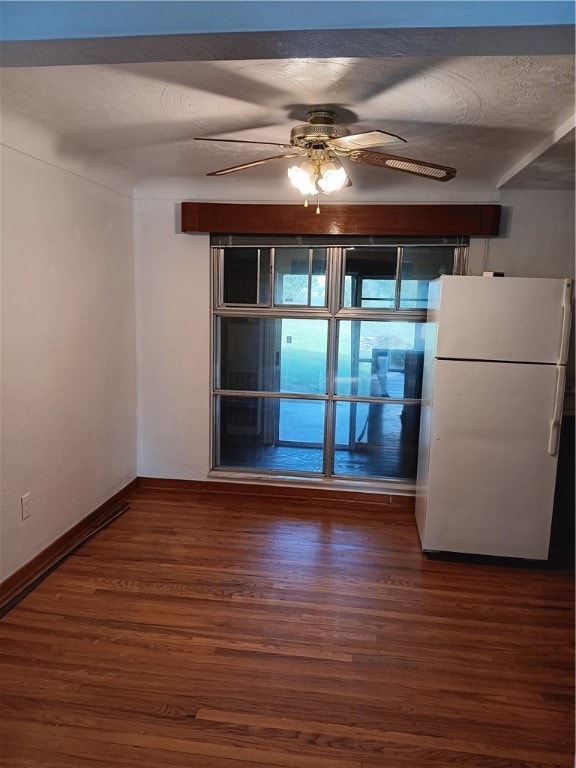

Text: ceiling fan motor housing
xmin=290 ymin=110 xmax=350 ymax=149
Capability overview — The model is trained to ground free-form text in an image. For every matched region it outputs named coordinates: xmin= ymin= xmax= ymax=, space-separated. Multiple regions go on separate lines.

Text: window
xmin=212 ymin=240 xmax=464 ymax=486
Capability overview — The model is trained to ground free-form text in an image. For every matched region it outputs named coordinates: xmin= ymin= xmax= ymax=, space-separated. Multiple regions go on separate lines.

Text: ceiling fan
xmin=195 ymin=110 xmax=457 ymax=209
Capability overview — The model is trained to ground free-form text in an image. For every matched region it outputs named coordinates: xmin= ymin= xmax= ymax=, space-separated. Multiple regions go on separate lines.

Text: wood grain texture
xmin=180 ymin=203 xmax=502 ymax=236
xmin=0 ymin=485 xmax=573 ymax=768
xmin=138 ymin=477 xmax=416 ymax=509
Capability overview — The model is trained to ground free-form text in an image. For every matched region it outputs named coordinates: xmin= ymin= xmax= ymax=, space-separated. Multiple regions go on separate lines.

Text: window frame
xmin=211 ymin=240 xmax=467 ymax=485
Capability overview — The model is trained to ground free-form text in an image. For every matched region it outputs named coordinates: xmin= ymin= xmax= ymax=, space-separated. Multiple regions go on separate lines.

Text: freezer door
xmin=433 ymin=276 xmax=572 ymax=364
xmin=420 ymin=359 xmax=562 ymax=559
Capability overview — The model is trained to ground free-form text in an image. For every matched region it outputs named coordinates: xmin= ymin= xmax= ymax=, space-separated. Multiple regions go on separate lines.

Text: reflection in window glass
xmin=222 ymin=248 xmax=270 ymax=305
xmin=216 ymin=396 xmax=324 ymax=473
xmin=343 ymin=248 xmax=397 ymax=308
xmin=279 ymin=318 xmax=328 ymax=394
xmin=336 ymin=320 xmax=425 ymax=399
xmin=274 ymin=248 xmax=327 ymax=307
xmin=213 ymin=241 xmax=465 ymax=483
xmin=218 ymin=317 xmax=327 ymax=394
xmin=333 ymin=402 xmax=421 ymax=480
xmin=278 ymin=400 xmax=325 ymax=444
xmin=400 ymin=246 xmax=454 ymax=309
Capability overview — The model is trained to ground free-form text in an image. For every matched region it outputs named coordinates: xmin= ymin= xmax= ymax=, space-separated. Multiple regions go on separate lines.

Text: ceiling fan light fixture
xmin=287 ymin=160 xmax=318 ymax=195
xmin=317 ymin=159 xmax=348 ymax=194
xmin=288 ymin=153 xmax=348 ymax=199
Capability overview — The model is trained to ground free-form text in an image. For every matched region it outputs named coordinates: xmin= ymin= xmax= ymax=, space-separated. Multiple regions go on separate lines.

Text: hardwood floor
xmin=1 ymin=485 xmax=574 ymax=767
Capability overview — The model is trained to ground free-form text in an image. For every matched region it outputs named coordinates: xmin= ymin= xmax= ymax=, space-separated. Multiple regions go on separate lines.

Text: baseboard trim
xmin=137 ymin=476 xmax=416 ymax=508
xmin=0 ymin=478 xmax=138 ymax=616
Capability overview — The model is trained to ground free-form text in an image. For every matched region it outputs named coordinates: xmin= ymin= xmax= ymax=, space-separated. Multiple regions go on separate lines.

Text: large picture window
xmin=211 ymin=238 xmax=466 ymax=487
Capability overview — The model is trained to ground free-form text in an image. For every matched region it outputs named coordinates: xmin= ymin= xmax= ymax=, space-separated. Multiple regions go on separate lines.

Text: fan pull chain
xmin=301 ymin=194 xmax=321 ymax=213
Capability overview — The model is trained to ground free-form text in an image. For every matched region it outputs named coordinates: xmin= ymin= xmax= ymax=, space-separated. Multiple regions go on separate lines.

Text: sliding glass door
xmin=212 ymin=241 xmax=461 ymax=485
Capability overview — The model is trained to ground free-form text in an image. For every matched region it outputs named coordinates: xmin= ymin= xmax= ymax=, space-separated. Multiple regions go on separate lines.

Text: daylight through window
xmin=211 ymin=239 xmax=466 ymax=487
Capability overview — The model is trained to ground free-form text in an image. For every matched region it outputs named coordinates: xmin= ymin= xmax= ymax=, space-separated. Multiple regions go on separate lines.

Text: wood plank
xmin=180 ymin=202 xmax=502 ymax=236
xmin=0 ymin=487 xmax=573 ymax=768
xmin=137 ymin=477 xmax=416 ymax=509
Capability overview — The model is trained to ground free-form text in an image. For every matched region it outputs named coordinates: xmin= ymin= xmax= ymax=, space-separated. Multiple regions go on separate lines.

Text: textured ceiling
xmin=1 ymin=32 xmax=573 ymax=200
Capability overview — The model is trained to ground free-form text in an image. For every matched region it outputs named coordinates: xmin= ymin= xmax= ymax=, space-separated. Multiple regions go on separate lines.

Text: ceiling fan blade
xmin=329 ymin=130 xmax=406 ymax=151
xmin=207 ymin=153 xmax=302 ymax=176
xmin=195 ymin=137 xmax=292 ymax=148
xmin=348 ymin=150 xmax=457 ymax=181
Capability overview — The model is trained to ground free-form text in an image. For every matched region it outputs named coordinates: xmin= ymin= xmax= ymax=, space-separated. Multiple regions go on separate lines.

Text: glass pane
xmin=342 ymin=247 xmax=397 ymax=308
xmin=333 ymin=401 xmax=421 ymax=480
xmin=279 ymin=318 xmax=328 ymax=393
xmin=336 ymin=320 xmax=425 ymax=399
xmin=216 ymin=396 xmax=324 ymax=473
xmin=400 ymin=246 xmax=454 ymax=309
xmin=274 ymin=248 xmax=327 ymax=306
xmin=218 ymin=317 xmax=327 ymax=394
xmin=310 ymin=250 xmax=327 ymax=307
xmin=278 ymin=400 xmax=325 ymax=443
xmin=222 ymin=248 xmax=270 ymax=305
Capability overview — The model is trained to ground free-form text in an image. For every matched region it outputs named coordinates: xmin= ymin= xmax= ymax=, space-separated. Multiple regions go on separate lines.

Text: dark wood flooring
xmin=0 ymin=484 xmax=574 ymax=767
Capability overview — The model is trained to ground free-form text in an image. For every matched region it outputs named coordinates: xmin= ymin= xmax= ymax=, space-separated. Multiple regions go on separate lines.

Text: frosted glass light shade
xmin=287 ymin=161 xmax=318 ymax=195
xmin=288 ymin=156 xmax=348 ymax=197
xmin=317 ymin=162 xmax=348 ymax=193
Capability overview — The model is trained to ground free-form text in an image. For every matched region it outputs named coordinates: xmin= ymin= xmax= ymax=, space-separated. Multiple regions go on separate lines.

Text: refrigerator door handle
xmin=558 ymin=280 xmax=573 ymax=364
xmin=548 ymin=365 xmax=566 ymax=456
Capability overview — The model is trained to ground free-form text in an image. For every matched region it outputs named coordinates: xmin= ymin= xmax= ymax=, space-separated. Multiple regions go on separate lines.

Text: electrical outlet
xmin=21 ymin=493 xmax=32 ymax=520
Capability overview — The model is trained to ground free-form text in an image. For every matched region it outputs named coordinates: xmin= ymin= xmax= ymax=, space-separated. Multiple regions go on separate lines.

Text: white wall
xmin=0 ymin=145 xmax=137 ymax=581
xmin=469 ymin=190 xmax=575 ymax=278
xmin=135 ymin=200 xmax=211 ymax=480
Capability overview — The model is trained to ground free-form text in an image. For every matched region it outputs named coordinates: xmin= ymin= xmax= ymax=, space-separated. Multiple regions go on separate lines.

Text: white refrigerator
xmin=415 ymin=275 xmax=573 ymax=560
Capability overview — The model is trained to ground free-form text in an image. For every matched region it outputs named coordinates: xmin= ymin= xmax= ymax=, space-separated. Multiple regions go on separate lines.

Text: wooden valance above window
xmin=180 ymin=202 xmax=501 ymax=237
